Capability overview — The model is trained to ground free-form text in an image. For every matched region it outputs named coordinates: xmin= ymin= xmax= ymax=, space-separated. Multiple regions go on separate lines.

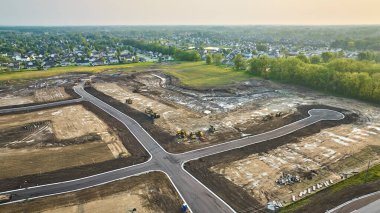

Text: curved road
xmin=0 ymin=85 xmax=345 ymax=213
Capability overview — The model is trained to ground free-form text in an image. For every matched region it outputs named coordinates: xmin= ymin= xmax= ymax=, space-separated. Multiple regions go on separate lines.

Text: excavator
xmin=176 ymin=129 xmax=188 ymax=139
xmin=145 ymin=107 xmax=160 ymax=119
xmin=196 ymin=131 xmax=207 ymax=142
xmin=125 ymin=98 xmax=133 ymax=104
xmin=208 ymin=125 xmax=216 ymax=133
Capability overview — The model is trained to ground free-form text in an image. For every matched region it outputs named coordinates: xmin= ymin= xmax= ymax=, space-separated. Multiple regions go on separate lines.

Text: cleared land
xmin=212 ymin=124 xmax=380 ymax=206
xmin=280 ymin=164 xmax=380 ymax=213
xmin=0 ymin=87 xmax=72 ymax=107
xmin=0 ymin=172 xmax=184 ymax=213
xmin=0 ymin=104 xmax=127 ymax=179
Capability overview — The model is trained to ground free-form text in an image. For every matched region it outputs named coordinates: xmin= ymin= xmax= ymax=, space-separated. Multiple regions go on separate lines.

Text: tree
xmin=310 ymin=55 xmax=322 ymax=64
xmin=174 ymin=50 xmax=201 ymax=61
xmin=296 ymin=54 xmax=310 ymax=63
xmin=233 ymin=54 xmax=246 ymax=70
xmin=0 ymin=56 xmax=11 ymax=63
xmin=212 ymin=54 xmax=224 ymax=65
xmin=280 ymin=46 xmax=289 ymax=58
xmin=256 ymin=43 xmax=269 ymax=52
xmin=248 ymin=56 xmax=270 ymax=75
xmin=321 ymin=52 xmax=335 ymax=63
xmin=133 ymin=55 xmax=139 ymax=63
xmin=206 ymin=54 xmax=212 ymax=65
xmin=358 ymin=52 xmax=375 ymax=61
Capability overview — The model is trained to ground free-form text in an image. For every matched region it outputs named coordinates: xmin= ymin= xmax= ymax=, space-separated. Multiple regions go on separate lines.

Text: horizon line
xmin=1 ymin=24 xmax=380 ymax=27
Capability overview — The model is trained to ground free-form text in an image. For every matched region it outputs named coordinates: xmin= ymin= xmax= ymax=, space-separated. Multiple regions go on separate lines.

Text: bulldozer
xmin=196 ymin=131 xmax=207 ymax=142
xmin=189 ymin=132 xmax=197 ymax=141
xmin=208 ymin=125 xmax=216 ymax=133
xmin=176 ymin=129 xmax=188 ymax=139
xmin=145 ymin=107 xmax=160 ymax=119
xmin=125 ymin=98 xmax=133 ymax=104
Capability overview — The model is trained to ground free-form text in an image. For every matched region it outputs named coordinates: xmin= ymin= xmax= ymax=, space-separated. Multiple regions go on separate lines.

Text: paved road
xmin=354 ymin=199 xmax=380 ymax=213
xmin=327 ymin=191 xmax=380 ymax=213
xmin=0 ymin=85 xmax=345 ymax=213
xmin=0 ymin=98 xmax=83 ymax=114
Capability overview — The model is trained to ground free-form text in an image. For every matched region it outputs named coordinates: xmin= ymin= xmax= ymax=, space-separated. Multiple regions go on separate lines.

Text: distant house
xmin=26 ymin=61 xmax=37 ymax=70
xmin=75 ymin=59 xmax=90 ymax=66
xmin=92 ymin=59 xmax=106 ymax=66
xmin=61 ymin=61 xmax=72 ymax=67
xmin=108 ymin=57 xmax=119 ymax=64
xmin=42 ymin=60 xmax=56 ymax=69
xmin=8 ymin=63 xmax=20 ymax=70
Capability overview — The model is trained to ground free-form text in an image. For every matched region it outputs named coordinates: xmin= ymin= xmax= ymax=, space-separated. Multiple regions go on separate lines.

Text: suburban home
xmin=42 ymin=60 xmax=56 ymax=69
xmin=92 ymin=59 xmax=106 ymax=66
xmin=26 ymin=61 xmax=37 ymax=70
xmin=108 ymin=57 xmax=119 ymax=64
xmin=75 ymin=59 xmax=90 ymax=66
xmin=8 ymin=63 xmax=20 ymax=70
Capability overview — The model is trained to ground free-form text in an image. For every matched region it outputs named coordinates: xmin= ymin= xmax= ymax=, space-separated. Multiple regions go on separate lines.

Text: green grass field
xmin=0 ymin=62 xmax=153 ymax=81
xmin=162 ymin=62 xmax=254 ymax=88
xmin=0 ymin=61 xmax=254 ymax=88
xmin=280 ymin=163 xmax=380 ymax=212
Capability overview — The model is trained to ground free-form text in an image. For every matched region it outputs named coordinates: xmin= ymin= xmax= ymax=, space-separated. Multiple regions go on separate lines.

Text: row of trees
xmin=331 ymin=37 xmax=380 ymax=51
xmin=206 ymin=54 xmax=224 ymax=65
xmin=243 ymin=56 xmax=380 ymax=103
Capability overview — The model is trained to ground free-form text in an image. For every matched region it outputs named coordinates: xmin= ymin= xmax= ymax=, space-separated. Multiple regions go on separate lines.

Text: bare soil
xmin=0 ymin=101 xmax=149 ymax=192
xmin=0 ymin=172 xmax=184 ymax=213
xmin=0 ymin=104 xmax=126 ymax=179
xmin=85 ymin=87 xmax=326 ymax=153
xmin=184 ymin=106 xmax=357 ymax=212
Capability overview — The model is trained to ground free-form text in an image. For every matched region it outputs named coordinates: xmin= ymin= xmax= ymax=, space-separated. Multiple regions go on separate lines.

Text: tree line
xmin=232 ymin=54 xmax=380 ymax=103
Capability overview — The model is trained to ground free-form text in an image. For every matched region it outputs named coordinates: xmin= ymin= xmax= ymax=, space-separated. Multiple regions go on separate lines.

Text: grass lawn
xmin=162 ymin=62 xmax=254 ymax=88
xmin=0 ymin=62 xmax=153 ymax=81
xmin=280 ymin=163 xmax=380 ymax=212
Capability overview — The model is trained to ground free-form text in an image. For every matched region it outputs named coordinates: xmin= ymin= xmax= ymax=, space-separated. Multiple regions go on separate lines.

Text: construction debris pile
xmin=275 ymin=173 xmax=301 ymax=185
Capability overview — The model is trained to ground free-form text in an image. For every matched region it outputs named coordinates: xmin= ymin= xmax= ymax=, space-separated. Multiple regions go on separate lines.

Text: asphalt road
xmin=328 ymin=191 xmax=380 ymax=213
xmin=0 ymin=85 xmax=345 ymax=213
xmin=0 ymin=98 xmax=83 ymax=114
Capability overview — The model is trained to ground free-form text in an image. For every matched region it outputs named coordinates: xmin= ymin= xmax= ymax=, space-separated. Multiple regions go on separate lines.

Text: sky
xmin=0 ymin=0 xmax=379 ymax=26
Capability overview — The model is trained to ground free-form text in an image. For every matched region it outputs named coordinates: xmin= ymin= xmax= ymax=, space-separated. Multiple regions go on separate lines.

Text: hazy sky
xmin=0 ymin=0 xmax=379 ymax=26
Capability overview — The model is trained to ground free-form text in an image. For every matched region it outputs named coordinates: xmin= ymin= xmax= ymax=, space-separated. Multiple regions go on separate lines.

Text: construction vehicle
xmin=125 ymin=98 xmax=133 ymax=104
xmin=119 ymin=152 xmax=129 ymax=159
xmin=208 ymin=125 xmax=216 ymax=133
xmin=84 ymin=80 xmax=92 ymax=87
xmin=196 ymin=131 xmax=207 ymax=142
xmin=145 ymin=107 xmax=160 ymax=119
xmin=189 ymin=132 xmax=197 ymax=141
xmin=176 ymin=129 xmax=188 ymax=139
xmin=0 ymin=194 xmax=12 ymax=203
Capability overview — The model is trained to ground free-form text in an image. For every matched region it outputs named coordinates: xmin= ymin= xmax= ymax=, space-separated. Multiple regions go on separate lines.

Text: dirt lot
xmin=0 ymin=172 xmax=185 ymax=213
xmin=0 ymin=87 xmax=73 ymax=107
xmin=0 ymin=101 xmax=148 ymax=192
xmin=0 ymin=104 xmax=128 ymax=179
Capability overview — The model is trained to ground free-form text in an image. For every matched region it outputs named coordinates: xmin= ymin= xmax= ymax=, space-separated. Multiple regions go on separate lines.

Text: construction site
xmin=0 ymin=69 xmax=379 ymax=212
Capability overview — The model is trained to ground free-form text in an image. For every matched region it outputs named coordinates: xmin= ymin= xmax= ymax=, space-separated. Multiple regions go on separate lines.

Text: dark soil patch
xmin=0 ymin=172 xmax=183 ymax=213
xmin=184 ymin=106 xmax=358 ymax=212
xmin=0 ymin=101 xmax=149 ymax=191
